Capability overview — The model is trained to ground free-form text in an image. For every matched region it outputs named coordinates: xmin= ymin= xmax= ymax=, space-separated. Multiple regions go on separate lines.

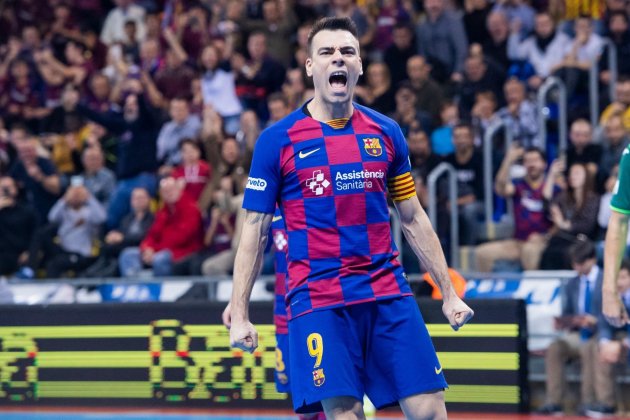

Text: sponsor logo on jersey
xmin=246 ymin=177 xmax=267 ymax=191
xmin=306 ymin=170 xmax=330 ymax=196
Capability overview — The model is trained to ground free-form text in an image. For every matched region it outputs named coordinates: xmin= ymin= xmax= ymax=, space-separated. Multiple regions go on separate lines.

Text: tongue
xmin=331 ymin=81 xmax=345 ymax=89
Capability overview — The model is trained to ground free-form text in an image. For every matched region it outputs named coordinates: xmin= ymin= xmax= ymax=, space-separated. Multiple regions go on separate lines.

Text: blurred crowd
xmin=1 ymin=0 xmax=630 ymax=283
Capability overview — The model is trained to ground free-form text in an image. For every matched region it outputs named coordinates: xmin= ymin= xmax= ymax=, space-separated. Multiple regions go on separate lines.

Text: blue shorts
xmin=275 ymin=333 xmax=291 ymax=393
xmin=288 ymin=296 xmax=447 ymax=413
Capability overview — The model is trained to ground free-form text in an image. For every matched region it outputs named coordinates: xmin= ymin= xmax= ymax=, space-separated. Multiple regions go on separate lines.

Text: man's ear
xmin=359 ymin=57 xmax=363 ymax=76
xmin=305 ymin=57 xmax=313 ymax=77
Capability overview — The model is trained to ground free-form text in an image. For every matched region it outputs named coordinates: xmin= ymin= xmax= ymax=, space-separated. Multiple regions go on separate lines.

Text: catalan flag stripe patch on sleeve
xmin=388 ymin=171 xmax=416 ymax=201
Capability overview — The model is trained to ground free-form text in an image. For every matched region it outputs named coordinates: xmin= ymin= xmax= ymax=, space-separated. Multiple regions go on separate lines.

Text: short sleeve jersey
xmin=271 ymin=207 xmax=289 ymax=334
xmin=611 ymin=145 xmax=630 ymax=214
xmin=243 ymin=102 xmax=415 ymax=319
xmin=512 ymin=178 xmax=552 ymax=240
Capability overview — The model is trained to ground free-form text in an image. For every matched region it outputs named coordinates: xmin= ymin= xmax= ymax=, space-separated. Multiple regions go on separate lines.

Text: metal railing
xmin=589 ymin=38 xmax=619 ymax=128
xmin=427 ymin=162 xmax=459 ymax=267
xmin=483 ymin=118 xmax=514 ymax=240
xmin=537 ymin=76 xmax=568 ymax=154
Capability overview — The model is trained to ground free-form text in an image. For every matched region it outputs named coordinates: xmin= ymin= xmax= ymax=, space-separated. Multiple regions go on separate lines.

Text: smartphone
xmin=70 ymin=175 xmax=84 ymax=187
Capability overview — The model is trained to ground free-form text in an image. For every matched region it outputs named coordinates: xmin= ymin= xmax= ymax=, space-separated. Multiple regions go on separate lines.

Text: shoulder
xmin=353 ymin=103 xmax=402 ymax=137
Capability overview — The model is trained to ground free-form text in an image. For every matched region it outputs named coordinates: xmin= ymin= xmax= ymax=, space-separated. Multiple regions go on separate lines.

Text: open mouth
xmin=329 ymin=71 xmax=348 ymax=90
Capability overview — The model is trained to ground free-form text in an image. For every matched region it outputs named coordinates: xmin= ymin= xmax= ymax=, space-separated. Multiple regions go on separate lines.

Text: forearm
xmin=231 ymin=211 xmax=272 ymax=321
xmin=494 ymin=158 xmax=513 ymax=196
xmin=397 ymin=198 xmax=455 ymax=300
xmin=603 ymin=211 xmax=629 ymax=295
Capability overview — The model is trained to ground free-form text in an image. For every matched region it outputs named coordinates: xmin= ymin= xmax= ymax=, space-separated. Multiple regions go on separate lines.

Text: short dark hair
xmin=524 ymin=146 xmax=546 ymax=161
xmin=609 ymin=10 xmax=629 ymax=23
xmin=307 ymin=17 xmax=359 ymax=56
xmin=267 ymin=92 xmax=289 ymax=107
xmin=453 ymin=122 xmax=473 ymax=134
xmin=179 ymin=138 xmax=202 ymax=155
xmin=620 ymin=258 xmax=630 ymax=274
xmin=568 ymin=238 xmax=597 ymax=264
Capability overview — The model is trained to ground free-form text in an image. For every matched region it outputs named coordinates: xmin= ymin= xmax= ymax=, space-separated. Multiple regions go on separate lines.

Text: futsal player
xmin=228 ymin=16 xmax=474 ymax=419
xmin=603 ymin=144 xmax=630 ymax=328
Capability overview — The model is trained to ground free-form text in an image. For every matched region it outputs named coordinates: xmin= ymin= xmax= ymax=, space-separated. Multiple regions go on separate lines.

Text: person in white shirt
xmin=508 ymin=11 xmax=571 ymax=90
xmin=100 ymin=0 xmax=147 ymax=46
xmin=200 ymin=45 xmax=243 ymax=135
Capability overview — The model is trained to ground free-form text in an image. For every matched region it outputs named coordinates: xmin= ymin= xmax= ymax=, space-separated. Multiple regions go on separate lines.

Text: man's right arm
xmin=229 ymin=210 xmax=273 ymax=352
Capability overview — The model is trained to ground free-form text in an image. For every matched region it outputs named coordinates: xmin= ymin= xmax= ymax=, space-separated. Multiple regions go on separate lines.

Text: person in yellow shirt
xmin=600 ymin=77 xmax=630 ymax=131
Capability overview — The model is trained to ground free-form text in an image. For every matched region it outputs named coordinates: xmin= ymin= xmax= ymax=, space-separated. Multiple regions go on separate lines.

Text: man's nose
xmin=331 ymin=48 xmax=344 ymax=65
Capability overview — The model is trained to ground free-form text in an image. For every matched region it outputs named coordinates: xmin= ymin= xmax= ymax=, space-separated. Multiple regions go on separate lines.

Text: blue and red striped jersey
xmin=271 ymin=207 xmax=288 ymax=334
xmin=243 ymin=102 xmax=415 ymax=319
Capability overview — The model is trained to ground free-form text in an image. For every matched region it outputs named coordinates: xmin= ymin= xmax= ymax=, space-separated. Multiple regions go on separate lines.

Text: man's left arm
xmin=394 ymin=196 xmax=474 ymax=330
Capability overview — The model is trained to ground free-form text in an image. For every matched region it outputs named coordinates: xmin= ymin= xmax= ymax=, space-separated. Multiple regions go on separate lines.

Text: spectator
xmin=443 ymin=123 xmax=485 ymax=245
xmin=599 ymin=114 xmax=630 ymax=179
xmin=508 ymin=12 xmax=571 ymax=90
xmin=1 ymin=58 xmax=47 ymax=130
xmin=600 ymin=77 xmax=630 ymax=131
xmin=566 ymin=119 xmax=602 ymax=177
xmin=266 ymin=93 xmax=291 ymax=126
xmin=372 ymin=0 xmax=411 ymax=55
xmin=83 ymin=187 xmax=154 ymax=278
xmin=233 ymin=31 xmax=286 ymax=122
xmin=390 ymin=82 xmax=432 ymax=138
xmin=496 ymin=78 xmax=539 ymax=147
xmin=100 ymin=0 xmax=146 ymax=46
xmin=21 ymin=185 xmax=106 ymax=279
xmin=237 ymin=0 xmax=298 ymax=67
xmin=328 ymin=0 xmax=375 ymax=48
xmin=200 ymin=186 xmax=246 ymax=278
xmin=80 ymin=147 xmax=116 ymax=207
xmin=354 ymin=62 xmax=396 ymax=115
xmin=583 ymin=258 xmax=630 ymax=417
xmin=384 ymin=23 xmax=416 ymax=84
xmin=431 ymin=102 xmax=459 ymax=156
xmin=172 ymin=139 xmax=211 ymax=203
xmin=408 ymin=128 xmax=441 ymax=180
xmin=552 ymin=15 xmax=604 ymax=97
xmin=119 ymin=177 xmax=203 ymax=277
xmin=121 ymin=20 xmax=140 ymax=64
xmin=200 ymin=44 xmax=243 ymax=135
xmin=536 ymin=239 xmax=602 ymax=416
xmin=415 ymin=0 xmax=468 ymax=83
xmin=86 ymin=73 xmax=113 ymax=113
xmin=483 ymin=11 xmax=511 ymax=74
xmin=540 ymin=162 xmax=600 ymax=269
xmin=0 ymin=176 xmax=37 ymax=277
xmin=599 ymin=11 xmax=630 ymax=85
xmin=139 ymin=38 xmax=163 ymax=77
xmin=458 ymin=53 xmax=505 ymax=120
xmin=475 ymin=146 xmax=552 ymax=272
xmin=153 ymin=46 xmax=196 ymax=102
xmin=464 ymin=0 xmax=493 ymax=46
xmin=493 ymin=0 xmax=536 ymax=37
xmin=9 ymin=132 xmax=61 ymax=223
xmin=406 ymin=55 xmax=443 ymax=122
xmin=471 ymin=91 xmax=500 ymax=144
xmin=68 ymin=80 xmax=159 ymax=229
xmin=156 ymin=96 xmax=202 ymax=171
xmin=282 ymin=68 xmax=307 ymax=110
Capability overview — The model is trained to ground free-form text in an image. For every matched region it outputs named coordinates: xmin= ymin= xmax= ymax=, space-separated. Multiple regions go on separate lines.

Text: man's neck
xmin=307 ymin=97 xmax=353 ymax=122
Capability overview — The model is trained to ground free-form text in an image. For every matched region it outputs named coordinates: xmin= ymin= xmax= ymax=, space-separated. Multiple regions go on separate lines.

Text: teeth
xmin=331 ymin=71 xmax=346 ymax=77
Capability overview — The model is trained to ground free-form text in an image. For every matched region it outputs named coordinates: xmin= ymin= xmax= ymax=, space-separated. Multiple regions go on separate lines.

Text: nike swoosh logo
xmin=298 ymin=148 xmax=320 ymax=159
xmin=435 ymin=366 xmax=443 ymax=374
xmin=272 ymin=215 xmax=282 ymax=222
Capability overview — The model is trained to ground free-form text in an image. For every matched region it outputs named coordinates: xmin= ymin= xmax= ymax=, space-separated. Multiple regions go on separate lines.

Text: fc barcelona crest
xmin=312 ymin=368 xmax=326 ymax=386
xmin=363 ymin=137 xmax=383 ymax=157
